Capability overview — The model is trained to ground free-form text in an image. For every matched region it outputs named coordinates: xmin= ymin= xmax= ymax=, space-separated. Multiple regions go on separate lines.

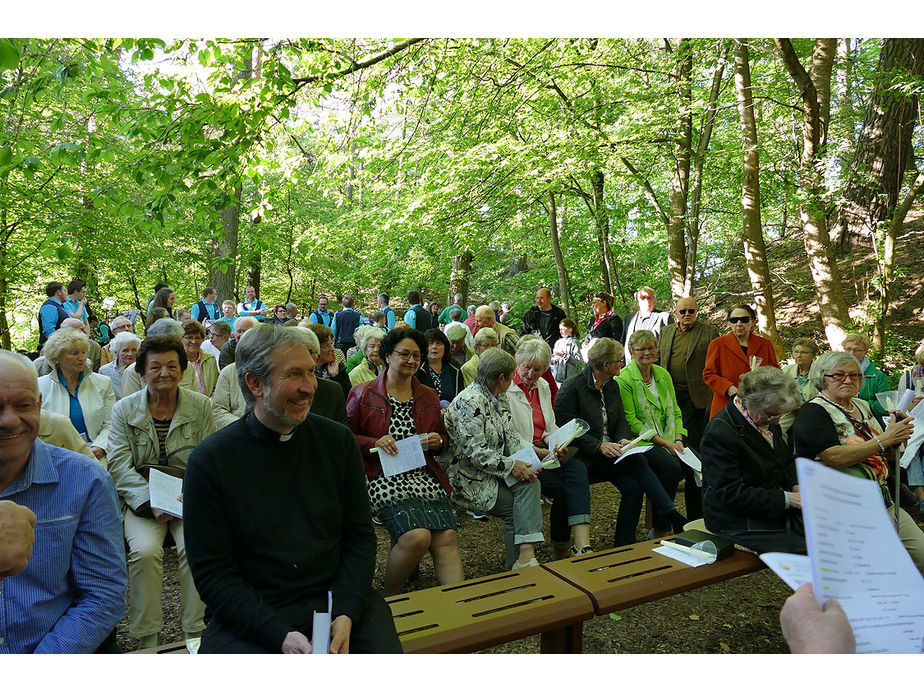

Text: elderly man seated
xmin=475 ymin=305 xmax=518 ymax=355
xmin=184 ymin=325 xmax=402 ymax=653
xmin=99 ymin=315 xmax=135 ymax=367
xmin=0 ymin=350 xmax=126 ymax=653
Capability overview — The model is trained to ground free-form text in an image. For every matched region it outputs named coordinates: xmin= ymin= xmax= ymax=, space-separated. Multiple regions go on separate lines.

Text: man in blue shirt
xmin=191 ymin=287 xmax=221 ymax=326
xmin=309 ymin=294 xmax=335 ymax=326
xmin=38 ymin=282 xmax=69 ymax=349
xmin=0 ymin=350 xmax=126 ymax=653
xmin=376 ymin=293 xmax=396 ymax=330
xmin=237 ymin=285 xmax=267 ymax=322
xmin=403 ymin=290 xmax=432 ymax=330
xmin=63 ymin=279 xmax=90 ymax=325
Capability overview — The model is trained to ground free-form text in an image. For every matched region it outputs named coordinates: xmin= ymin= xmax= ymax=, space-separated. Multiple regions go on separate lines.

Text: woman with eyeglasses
xmin=703 ymin=303 xmax=780 ymax=419
xmin=793 ymin=351 xmax=924 ymax=572
xmin=346 ymin=327 xmax=464 ymax=595
xmin=841 ymin=332 xmax=889 ymax=419
xmin=700 ymin=367 xmax=806 ymax=554
xmin=779 ymin=338 xmax=820 ymax=441
xmin=180 ymin=319 xmax=219 ymax=397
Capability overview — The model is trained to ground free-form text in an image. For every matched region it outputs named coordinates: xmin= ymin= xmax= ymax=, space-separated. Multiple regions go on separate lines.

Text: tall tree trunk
xmin=775 ymin=38 xmax=851 ymax=349
xmin=873 ymin=169 xmax=924 ymax=352
xmin=833 ymin=38 xmax=924 ymax=248
xmin=733 ymin=39 xmax=781 ymax=353
xmin=686 ymin=40 xmax=729 ymax=296
xmin=448 ymin=251 xmax=473 ymax=308
xmin=209 ymin=46 xmax=254 ymax=301
xmin=590 ymin=169 xmax=614 ymax=296
xmin=668 ymin=38 xmax=693 ymax=301
xmin=835 ymin=38 xmax=856 ymax=194
xmin=545 ymin=192 xmax=574 ymax=315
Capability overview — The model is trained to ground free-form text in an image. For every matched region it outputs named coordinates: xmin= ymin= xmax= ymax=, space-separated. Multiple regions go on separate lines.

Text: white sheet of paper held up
xmin=546 ymin=418 xmax=586 ymax=454
xmin=897 ymin=388 xmax=915 ymax=413
xmin=378 ymin=436 xmax=427 ymax=477
xmin=312 ymin=591 xmax=332 ymax=654
xmin=796 ymin=457 xmax=924 ymax=654
xmin=148 ymin=468 xmax=183 ymax=518
xmin=759 ymin=552 xmax=812 ymax=591
xmin=673 ymin=446 xmax=702 ymax=472
xmin=613 ymin=444 xmax=652 ymax=464
xmin=505 ymin=444 xmax=542 ymax=487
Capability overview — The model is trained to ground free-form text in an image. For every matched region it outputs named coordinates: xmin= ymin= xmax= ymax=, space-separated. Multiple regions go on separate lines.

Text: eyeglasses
xmin=393 ymin=349 xmax=421 ymax=363
xmin=824 ymin=372 xmax=861 ymax=383
xmin=677 ymin=308 xmax=696 ymax=315
xmin=631 ymin=346 xmax=657 ymax=353
xmin=728 ymin=316 xmax=752 ymax=324
xmin=182 ymin=335 xmax=203 ymax=343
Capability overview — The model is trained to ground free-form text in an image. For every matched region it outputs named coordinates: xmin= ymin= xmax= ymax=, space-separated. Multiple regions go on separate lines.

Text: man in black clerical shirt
xmin=184 ymin=325 xmax=401 ymax=654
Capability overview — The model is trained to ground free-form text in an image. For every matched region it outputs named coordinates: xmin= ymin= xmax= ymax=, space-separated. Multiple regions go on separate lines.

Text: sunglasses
xmin=677 ymin=308 xmax=696 ymax=315
xmin=729 ymin=316 xmax=752 ymax=324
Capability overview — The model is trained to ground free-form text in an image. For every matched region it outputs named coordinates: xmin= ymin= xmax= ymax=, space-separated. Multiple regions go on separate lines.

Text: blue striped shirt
xmin=0 ymin=440 xmax=126 ymax=653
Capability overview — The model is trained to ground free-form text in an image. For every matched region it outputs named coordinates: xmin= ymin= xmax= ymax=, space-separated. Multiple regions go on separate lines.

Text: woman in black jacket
xmin=416 ymin=328 xmax=464 ymax=403
xmin=554 ymin=337 xmax=685 ymax=546
xmin=700 ymin=367 xmax=805 ymax=554
xmin=582 ymin=292 xmax=623 ymax=355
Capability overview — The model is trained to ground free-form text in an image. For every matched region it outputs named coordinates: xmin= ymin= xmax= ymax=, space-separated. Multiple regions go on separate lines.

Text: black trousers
xmin=199 ymin=588 xmax=403 ymax=654
xmin=675 ymin=388 xmax=707 ymax=520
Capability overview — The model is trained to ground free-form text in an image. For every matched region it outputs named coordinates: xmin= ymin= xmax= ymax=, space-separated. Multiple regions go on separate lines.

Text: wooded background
xmin=1 ymin=38 xmax=922 ymax=357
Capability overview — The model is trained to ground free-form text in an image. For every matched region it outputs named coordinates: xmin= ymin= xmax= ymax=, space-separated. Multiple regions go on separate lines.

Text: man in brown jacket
xmin=657 ymin=297 xmax=718 ymax=520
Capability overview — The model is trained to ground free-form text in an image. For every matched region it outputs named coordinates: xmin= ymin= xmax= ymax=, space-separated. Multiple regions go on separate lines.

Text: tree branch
xmin=288 ymin=38 xmax=427 ymax=94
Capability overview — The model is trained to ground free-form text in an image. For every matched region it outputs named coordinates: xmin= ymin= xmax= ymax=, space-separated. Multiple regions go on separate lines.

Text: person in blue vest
xmin=403 ymin=290 xmax=432 ymax=331
xmin=38 ymin=282 xmax=70 ymax=350
xmin=237 ymin=285 xmax=267 ymax=322
xmin=191 ymin=287 xmax=221 ymax=327
xmin=376 ymin=293 xmax=396 ymax=330
xmin=309 ymin=295 xmax=335 ymax=327
xmin=63 ymin=279 xmax=90 ymax=326
xmin=331 ymin=294 xmax=363 ymax=353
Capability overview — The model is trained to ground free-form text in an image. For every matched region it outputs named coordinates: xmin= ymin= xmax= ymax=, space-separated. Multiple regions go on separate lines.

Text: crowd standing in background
xmin=2 ymin=276 xmax=922 ymax=654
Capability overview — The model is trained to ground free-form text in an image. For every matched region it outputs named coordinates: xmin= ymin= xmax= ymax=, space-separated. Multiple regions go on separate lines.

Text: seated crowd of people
xmin=1 ymin=278 xmax=922 ymax=654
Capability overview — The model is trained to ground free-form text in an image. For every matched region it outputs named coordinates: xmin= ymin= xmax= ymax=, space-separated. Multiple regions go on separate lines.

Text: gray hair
xmin=236 ymin=325 xmax=318 ymax=405
xmin=627 ymin=329 xmax=657 ymax=353
xmin=473 ymin=326 xmax=498 ymax=347
xmin=516 ymin=337 xmax=552 ymax=370
xmin=488 ymin=301 xmax=501 ymax=312
xmin=354 ymin=325 xmax=383 ymax=352
xmin=466 ymin=304 xmax=476 ymax=316
xmin=915 ymin=342 xmax=924 ymax=366
xmin=446 ymin=324 xmax=468 ymax=342
xmin=147 ymin=317 xmax=184 ymax=339
xmin=109 ymin=331 xmax=142 ymax=356
xmin=42 ymin=327 xmax=90 ymax=364
xmin=809 ymin=351 xmax=861 ymax=391
xmin=737 ymin=366 xmax=800 ymax=413
xmin=285 ymin=302 xmax=297 ymax=311
xmin=210 ymin=320 xmax=232 ymax=338
xmin=109 ymin=315 xmax=131 ymax=331
xmin=841 ymin=332 xmax=870 ymax=350
xmin=449 ymin=308 xmax=462 ymax=322
xmin=587 ymin=337 xmax=624 ymax=371
xmin=0 ymin=349 xmax=38 ymax=374
xmin=475 ymin=347 xmax=516 ymax=389
xmin=235 ymin=316 xmax=259 ymax=332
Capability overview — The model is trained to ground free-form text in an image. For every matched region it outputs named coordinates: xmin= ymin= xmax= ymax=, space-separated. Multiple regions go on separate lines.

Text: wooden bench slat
xmin=540 ymin=538 xmax=765 ymax=615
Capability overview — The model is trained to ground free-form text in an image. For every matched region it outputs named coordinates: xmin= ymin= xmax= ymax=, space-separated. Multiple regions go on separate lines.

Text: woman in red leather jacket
xmin=346 ymin=327 xmax=464 ymax=595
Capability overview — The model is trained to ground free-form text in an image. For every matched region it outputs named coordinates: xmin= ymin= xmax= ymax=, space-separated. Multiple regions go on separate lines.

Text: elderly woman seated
xmin=107 ymin=335 xmax=214 ymax=648
xmin=99 ymin=330 xmax=142 ymax=400
xmin=793 ymin=351 xmax=924 ymax=572
xmin=779 ymin=338 xmax=820 ymax=441
xmin=507 ymin=338 xmax=591 ymax=559
xmin=37 ymin=327 xmax=115 ymax=463
xmin=123 ymin=319 xmax=208 ymax=398
xmin=446 ymin=323 xmax=475 ymax=368
xmin=700 ymin=367 xmax=805 ymax=553
xmin=840 ymin=332 xmax=889 ymax=419
xmin=305 ymin=322 xmax=351 ymax=399
xmin=460 ymin=327 xmax=498 ymax=388
xmin=554 ymin=338 xmax=686 ymax=546
xmin=444 ymin=348 xmax=546 ymax=570
xmin=348 ymin=326 xmax=385 ymax=386
xmin=416 ymin=328 xmax=464 ymax=403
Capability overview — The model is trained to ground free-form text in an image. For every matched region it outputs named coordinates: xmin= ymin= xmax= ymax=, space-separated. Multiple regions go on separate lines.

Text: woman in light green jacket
xmin=780 ymin=338 xmax=819 ymax=440
xmin=616 ymin=330 xmax=685 ymax=538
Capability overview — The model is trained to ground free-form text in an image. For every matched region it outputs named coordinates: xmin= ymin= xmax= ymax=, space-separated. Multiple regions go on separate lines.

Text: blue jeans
xmin=587 ymin=454 xmax=678 ymax=546
xmin=908 ymin=445 xmax=924 ymax=488
xmin=539 ymin=459 xmax=591 ymax=547
xmin=488 ymin=479 xmax=545 ymax=568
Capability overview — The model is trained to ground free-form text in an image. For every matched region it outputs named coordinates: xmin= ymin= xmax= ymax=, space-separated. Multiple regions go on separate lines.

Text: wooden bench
xmin=386 ymin=564 xmax=595 ymax=653
xmin=539 ymin=538 xmax=765 ymax=616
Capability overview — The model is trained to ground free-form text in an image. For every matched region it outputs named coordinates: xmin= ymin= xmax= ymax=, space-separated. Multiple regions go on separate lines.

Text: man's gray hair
xmin=809 ymin=351 xmax=861 ymax=391
xmin=236 ymin=325 xmax=318 ymax=405
xmin=147 ymin=318 xmax=184 ymax=339
xmin=466 ymin=304 xmax=477 ymax=316
xmin=109 ymin=315 xmax=131 ymax=330
xmin=473 ymin=327 xmax=498 ymax=347
xmin=449 ymin=308 xmax=462 ymax=323
xmin=285 ymin=302 xmax=297 ymax=311
xmin=627 ymin=329 xmax=657 ymax=352
xmin=446 ymin=324 xmax=468 ymax=342
xmin=109 ymin=331 xmax=142 ymax=355
xmin=453 ymin=293 xmax=463 ymax=304
xmin=587 ymin=337 xmax=624 ymax=371
xmin=235 ymin=316 xmax=259 ymax=333
xmin=354 ymin=325 xmax=383 ymax=352
xmin=737 ymin=366 xmax=800 ymax=413
xmin=475 ymin=347 xmax=516 ymax=389
xmin=0 ymin=348 xmax=38 ymax=374
xmin=210 ymin=320 xmax=232 ymax=337
xmin=516 ymin=336 xmax=551 ymax=370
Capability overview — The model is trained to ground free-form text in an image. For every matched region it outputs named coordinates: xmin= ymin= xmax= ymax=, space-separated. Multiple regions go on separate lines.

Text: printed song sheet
xmin=378 ymin=436 xmax=427 ymax=477
xmin=796 ymin=457 xmax=924 ymax=653
xmin=505 ymin=444 xmax=542 ymax=487
xmin=148 ymin=468 xmax=183 ymax=518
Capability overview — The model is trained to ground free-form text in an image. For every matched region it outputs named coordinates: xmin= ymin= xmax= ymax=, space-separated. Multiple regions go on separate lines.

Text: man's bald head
xmin=0 ymin=350 xmax=41 ymax=479
xmin=475 ymin=305 xmax=496 ymax=329
xmin=61 ymin=318 xmax=88 ymax=335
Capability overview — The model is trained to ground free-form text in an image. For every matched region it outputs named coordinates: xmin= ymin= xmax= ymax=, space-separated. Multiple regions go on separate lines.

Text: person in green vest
xmin=841 ymin=333 xmax=889 ymax=420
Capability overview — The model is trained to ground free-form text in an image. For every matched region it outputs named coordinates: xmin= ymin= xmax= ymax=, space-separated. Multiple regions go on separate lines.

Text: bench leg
xmin=540 ymin=623 xmax=583 ymax=654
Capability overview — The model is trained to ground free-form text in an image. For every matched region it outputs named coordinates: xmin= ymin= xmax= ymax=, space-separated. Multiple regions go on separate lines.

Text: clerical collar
xmin=245 ymin=410 xmax=300 ymax=442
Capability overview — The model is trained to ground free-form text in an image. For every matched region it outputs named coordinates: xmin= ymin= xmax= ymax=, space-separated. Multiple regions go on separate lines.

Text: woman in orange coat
xmin=702 ymin=304 xmax=780 ymax=419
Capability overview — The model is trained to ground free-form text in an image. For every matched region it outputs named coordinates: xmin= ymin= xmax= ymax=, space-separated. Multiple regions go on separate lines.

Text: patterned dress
xmin=366 ymin=396 xmax=456 ymax=538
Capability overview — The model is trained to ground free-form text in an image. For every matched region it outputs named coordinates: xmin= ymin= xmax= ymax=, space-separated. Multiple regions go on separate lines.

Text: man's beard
xmin=264 ymin=387 xmax=310 ymax=428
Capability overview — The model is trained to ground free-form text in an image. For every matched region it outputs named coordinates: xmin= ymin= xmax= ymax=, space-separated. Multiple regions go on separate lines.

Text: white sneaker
xmin=569 ymin=545 xmax=593 ymax=557
xmin=512 ymin=557 xmax=539 ymax=570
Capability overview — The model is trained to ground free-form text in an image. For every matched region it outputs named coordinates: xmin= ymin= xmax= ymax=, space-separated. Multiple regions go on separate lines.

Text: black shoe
xmin=669 ymin=510 xmax=687 ymax=534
